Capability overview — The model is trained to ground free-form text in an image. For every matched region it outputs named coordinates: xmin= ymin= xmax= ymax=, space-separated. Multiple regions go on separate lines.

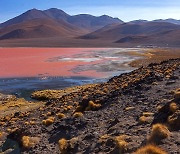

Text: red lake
xmin=0 ymin=48 xmax=140 ymax=98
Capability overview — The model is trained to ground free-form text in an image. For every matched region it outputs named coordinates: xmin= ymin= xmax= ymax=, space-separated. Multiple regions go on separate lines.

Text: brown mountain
xmin=116 ymin=29 xmax=180 ymax=47
xmin=0 ymin=18 xmax=86 ymax=40
xmin=0 ymin=8 xmax=123 ymax=41
xmin=80 ymin=22 xmax=180 ymax=41
xmin=43 ymin=8 xmax=70 ymax=21
xmin=67 ymin=14 xmax=122 ymax=31
xmin=0 ymin=9 xmax=49 ymax=28
xmin=0 ymin=8 xmax=180 ymax=47
xmin=0 ymin=8 xmax=123 ymax=31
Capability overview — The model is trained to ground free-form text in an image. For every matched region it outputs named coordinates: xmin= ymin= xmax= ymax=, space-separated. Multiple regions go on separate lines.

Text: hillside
xmin=0 ymin=9 xmax=51 ymax=28
xmin=0 ymin=8 xmax=122 ymax=31
xmin=0 ymin=18 xmax=87 ymax=40
xmin=67 ymin=14 xmax=121 ymax=31
xmin=79 ymin=22 xmax=180 ymax=47
xmin=80 ymin=22 xmax=180 ymax=40
xmin=0 ymin=58 xmax=179 ymax=153
xmin=116 ymin=29 xmax=180 ymax=46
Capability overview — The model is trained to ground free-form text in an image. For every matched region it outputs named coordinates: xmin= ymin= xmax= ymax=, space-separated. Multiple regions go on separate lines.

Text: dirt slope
xmin=0 ymin=58 xmax=179 ymax=153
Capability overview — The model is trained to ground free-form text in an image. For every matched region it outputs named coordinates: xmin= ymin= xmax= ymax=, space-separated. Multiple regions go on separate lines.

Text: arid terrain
xmin=0 ymin=48 xmax=179 ymax=153
xmin=0 ymin=7 xmax=180 ymax=154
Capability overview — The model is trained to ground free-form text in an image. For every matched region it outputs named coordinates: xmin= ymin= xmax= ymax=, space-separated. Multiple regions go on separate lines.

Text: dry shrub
xmin=0 ymin=132 xmax=4 ymax=140
xmin=167 ymin=111 xmax=180 ymax=130
xmin=114 ymin=135 xmax=128 ymax=153
xmin=67 ymin=105 xmax=73 ymax=110
xmin=169 ymin=102 xmax=178 ymax=113
xmin=7 ymin=128 xmax=12 ymax=133
xmin=156 ymin=105 xmax=163 ymax=112
xmin=139 ymin=112 xmax=154 ymax=124
xmin=58 ymin=137 xmax=78 ymax=153
xmin=139 ymin=116 xmax=146 ymax=123
xmin=24 ymin=122 xmax=29 ymax=125
xmin=58 ymin=138 xmax=68 ymax=154
xmin=148 ymin=124 xmax=170 ymax=143
xmin=0 ymin=122 xmax=5 ymax=126
xmin=99 ymin=134 xmax=110 ymax=143
xmin=174 ymin=88 xmax=180 ymax=101
xmin=63 ymin=107 xmax=68 ymax=112
xmin=134 ymin=144 xmax=167 ymax=154
xmin=10 ymin=118 xmax=19 ymax=121
xmin=29 ymin=121 xmax=36 ymax=125
xmin=85 ymin=101 xmax=101 ymax=111
xmin=42 ymin=117 xmax=55 ymax=126
xmin=46 ymin=112 xmax=51 ymax=116
xmin=22 ymin=136 xmax=40 ymax=148
xmin=73 ymin=112 xmax=83 ymax=118
xmin=125 ymin=107 xmax=135 ymax=111
xmin=143 ymin=112 xmax=154 ymax=117
xmin=57 ymin=113 xmax=66 ymax=119
xmin=100 ymin=134 xmax=110 ymax=140
xmin=7 ymin=127 xmax=18 ymax=133
xmin=69 ymin=137 xmax=78 ymax=149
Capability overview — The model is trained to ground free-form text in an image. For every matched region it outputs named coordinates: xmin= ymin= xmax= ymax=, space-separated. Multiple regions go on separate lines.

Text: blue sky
xmin=0 ymin=0 xmax=180 ymax=23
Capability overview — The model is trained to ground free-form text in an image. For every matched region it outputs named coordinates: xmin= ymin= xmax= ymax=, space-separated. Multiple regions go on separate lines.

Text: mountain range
xmin=0 ymin=8 xmax=180 ymax=47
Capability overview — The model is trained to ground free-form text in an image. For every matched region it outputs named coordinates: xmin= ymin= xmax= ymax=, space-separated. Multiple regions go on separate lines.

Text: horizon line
xmin=0 ymin=7 xmax=180 ymax=23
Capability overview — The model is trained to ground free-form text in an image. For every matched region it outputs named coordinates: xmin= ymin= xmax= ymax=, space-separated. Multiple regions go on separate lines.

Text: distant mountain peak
xmin=44 ymin=8 xmax=69 ymax=14
xmin=25 ymin=8 xmax=42 ymax=14
xmin=43 ymin=8 xmax=70 ymax=20
xmin=153 ymin=19 xmax=180 ymax=25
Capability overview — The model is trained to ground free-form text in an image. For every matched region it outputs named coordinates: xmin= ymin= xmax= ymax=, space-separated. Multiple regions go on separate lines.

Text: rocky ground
xmin=0 ymin=58 xmax=180 ymax=154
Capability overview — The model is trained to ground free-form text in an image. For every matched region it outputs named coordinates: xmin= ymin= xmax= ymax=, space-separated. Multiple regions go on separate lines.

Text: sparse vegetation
xmin=114 ymin=135 xmax=128 ymax=153
xmin=56 ymin=113 xmax=66 ymax=119
xmin=139 ymin=116 xmax=148 ymax=124
xmin=85 ymin=101 xmax=101 ymax=111
xmin=143 ymin=112 xmax=154 ymax=117
xmin=0 ymin=132 xmax=4 ymax=140
xmin=58 ymin=138 xmax=68 ymax=154
xmin=167 ymin=111 xmax=180 ymax=129
xmin=148 ymin=124 xmax=170 ymax=143
xmin=139 ymin=112 xmax=154 ymax=124
xmin=46 ymin=112 xmax=51 ymax=116
xmin=69 ymin=137 xmax=78 ymax=149
xmin=125 ymin=106 xmax=135 ymax=111
xmin=73 ymin=112 xmax=83 ymax=118
xmin=0 ymin=96 xmax=43 ymax=118
xmin=174 ymin=89 xmax=180 ymax=100
xmin=0 ymin=59 xmax=179 ymax=153
xmin=169 ymin=102 xmax=178 ymax=113
xmin=22 ymin=136 xmax=40 ymax=148
xmin=99 ymin=134 xmax=110 ymax=142
xmin=42 ymin=117 xmax=55 ymax=126
xmin=134 ymin=144 xmax=167 ymax=154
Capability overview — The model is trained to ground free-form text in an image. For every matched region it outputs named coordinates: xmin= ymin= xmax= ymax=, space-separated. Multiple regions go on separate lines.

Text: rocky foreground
xmin=0 ymin=59 xmax=180 ymax=154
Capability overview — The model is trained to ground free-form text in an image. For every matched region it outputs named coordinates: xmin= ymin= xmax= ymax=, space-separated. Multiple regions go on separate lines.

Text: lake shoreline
xmin=0 ymin=48 xmax=144 ymax=99
xmin=0 ymin=47 xmax=180 ymax=99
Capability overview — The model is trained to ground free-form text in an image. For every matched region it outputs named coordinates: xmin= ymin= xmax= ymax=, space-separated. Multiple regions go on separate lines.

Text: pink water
xmin=0 ymin=48 xmax=111 ymax=78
